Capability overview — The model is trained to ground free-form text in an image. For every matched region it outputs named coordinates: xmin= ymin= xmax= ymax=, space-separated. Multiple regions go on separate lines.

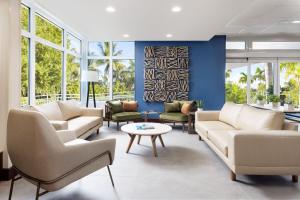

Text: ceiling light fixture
xmin=172 ymin=6 xmax=182 ymax=12
xmin=123 ymin=34 xmax=130 ymax=38
xmin=166 ymin=34 xmax=173 ymax=38
xmin=106 ymin=6 xmax=116 ymax=13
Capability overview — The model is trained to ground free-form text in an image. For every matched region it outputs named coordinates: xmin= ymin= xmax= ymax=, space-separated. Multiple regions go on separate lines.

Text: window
xmin=88 ymin=42 xmax=110 ymax=57
xmin=20 ymin=3 xmax=83 ymax=105
xmin=226 ymin=41 xmax=245 ymax=50
xmin=280 ymin=62 xmax=300 ymax=107
xmin=88 ymin=59 xmax=110 ymax=101
xmin=87 ymin=41 xmax=135 ymax=101
xmin=225 ymin=63 xmax=248 ymax=104
xmin=35 ymin=43 xmax=62 ymax=104
xmin=66 ymin=55 xmax=81 ymax=100
xmin=21 ymin=36 xmax=29 ymax=105
xmin=35 ymin=14 xmax=63 ymax=46
xmin=67 ymin=33 xmax=81 ymax=55
xmin=20 ymin=5 xmax=29 ymax=31
xmin=113 ymin=60 xmax=135 ymax=99
xmin=252 ymin=42 xmax=300 ymax=50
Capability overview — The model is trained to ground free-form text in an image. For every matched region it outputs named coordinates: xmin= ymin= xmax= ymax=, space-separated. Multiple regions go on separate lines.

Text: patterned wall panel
xmin=144 ymin=46 xmax=189 ymax=102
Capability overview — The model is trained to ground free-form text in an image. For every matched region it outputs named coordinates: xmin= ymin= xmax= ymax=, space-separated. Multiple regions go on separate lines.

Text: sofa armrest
xmin=50 ymin=120 xmax=68 ymax=130
xmin=81 ymin=108 xmax=103 ymax=117
xmin=228 ymin=130 xmax=300 ymax=167
xmin=57 ymin=130 xmax=77 ymax=143
xmin=195 ymin=111 xmax=220 ymax=121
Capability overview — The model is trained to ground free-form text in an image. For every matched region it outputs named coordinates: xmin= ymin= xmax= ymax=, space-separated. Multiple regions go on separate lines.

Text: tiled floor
xmin=1 ymin=122 xmax=300 ymax=200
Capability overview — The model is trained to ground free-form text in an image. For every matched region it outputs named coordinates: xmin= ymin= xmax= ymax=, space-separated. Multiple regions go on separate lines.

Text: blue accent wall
xmin=135 ymin=35 xmax=226 ymax=113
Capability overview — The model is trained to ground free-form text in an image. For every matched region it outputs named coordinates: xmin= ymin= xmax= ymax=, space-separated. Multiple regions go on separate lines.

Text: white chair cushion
xmin=219 ymin=102 xmax=242 ymax=128
xmin=33 ymin=102 xmax=64 ymax=121
xmin=58 ymin=101 xmax=82 ymax=121
xmin=237 ymin=105 xmax=284 ymax=130
xmin=195 ymin=121 xmax=236 ymax=138
xmin=68 ymin=116 xmax=101 ymax=137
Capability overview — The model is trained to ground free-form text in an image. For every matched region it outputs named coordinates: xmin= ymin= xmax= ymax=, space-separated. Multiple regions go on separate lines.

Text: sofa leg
xmin=182 ymin=123 xmax=185 ymax=132
xmin=117 ymin=122 xmax=119 ymax=131
xmin=108 ymin=121 xmax=110 ymax=127
xmin=198 ymin=135 xmax=202 ymax=141
xmin=292 ymin=175 xmax=298 ymax=183
xmin=230 ymin=171 xmax=236 ymax=181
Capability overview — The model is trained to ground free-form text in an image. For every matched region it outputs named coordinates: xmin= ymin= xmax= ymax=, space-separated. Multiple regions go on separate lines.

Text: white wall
xmin=0 ymin=0 xmax=21 ymax=168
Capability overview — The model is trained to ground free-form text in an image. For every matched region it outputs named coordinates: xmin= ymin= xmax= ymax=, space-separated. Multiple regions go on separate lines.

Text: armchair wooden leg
xmin=96 ymin=129 xmax=99 ymax=134
xmin=230 ymin=171 xmax=236 ymax=181
xmin=107 ymin=166 xmax=115 ymax=187
xmin=292 ymin=175 xmax=298 ymax=183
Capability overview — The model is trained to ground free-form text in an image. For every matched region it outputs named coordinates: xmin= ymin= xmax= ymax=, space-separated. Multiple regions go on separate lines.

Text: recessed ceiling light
xmin=291 ymin=20 xmax=300 ymax=24
xmin=123 ymin=34 xmax=130 ymax=38
xmin=172 ymin=6 xmax=182 ymax=12
xmin=106 ymin=6 xmax=116 ymax=13
xmin=166 ymin=34 xmax=173 ymax=38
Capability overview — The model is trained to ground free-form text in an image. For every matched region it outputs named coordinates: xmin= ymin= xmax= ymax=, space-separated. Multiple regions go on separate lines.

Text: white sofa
xmin=195 ymin=102 xmax=300 ymax=182
xmin=31 ymin=101 xmax=103 ymax=139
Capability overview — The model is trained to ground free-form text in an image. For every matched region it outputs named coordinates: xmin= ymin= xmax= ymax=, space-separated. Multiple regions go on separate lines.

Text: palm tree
xmin=225 ymin=69 xmax=231 ymax=79
xmin=239 ymin=72 xmax=248 ymax=84
xmin=253 ymin=67 xmax=265 ymax=82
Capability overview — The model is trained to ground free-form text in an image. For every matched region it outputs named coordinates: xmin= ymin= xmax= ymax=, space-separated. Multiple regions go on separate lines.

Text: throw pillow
xmin=57 ymin=101 xmax=82 ymax=120
xmin=165 ymin=102 xmax=180 ymax=112
xmin=122 ymin=101 xmax=138 ymax=112
xmin=181 ymin=102 xmax=191 ymax=115
xmin=108 ymin=100 xmax=124 ymax=114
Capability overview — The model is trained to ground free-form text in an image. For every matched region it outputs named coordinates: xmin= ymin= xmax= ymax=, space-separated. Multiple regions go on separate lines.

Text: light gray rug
xmin=1 ymin=122 xmax=300 ymax=200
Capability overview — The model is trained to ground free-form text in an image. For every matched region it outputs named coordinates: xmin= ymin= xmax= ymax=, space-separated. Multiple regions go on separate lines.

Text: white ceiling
xmin=33 ymin=0 xmax=300 ymax=41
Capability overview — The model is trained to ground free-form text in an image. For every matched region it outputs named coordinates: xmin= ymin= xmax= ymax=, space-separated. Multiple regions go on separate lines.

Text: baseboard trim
xmin=0 ymin=152 xmax=17 ymax=181
xmin=0 ymin=167 xmax=17 ymax=181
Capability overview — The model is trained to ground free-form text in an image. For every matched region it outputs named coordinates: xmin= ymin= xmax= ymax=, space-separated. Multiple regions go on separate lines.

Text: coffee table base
xmin=126 ymin=134 xmax=165 ymax=157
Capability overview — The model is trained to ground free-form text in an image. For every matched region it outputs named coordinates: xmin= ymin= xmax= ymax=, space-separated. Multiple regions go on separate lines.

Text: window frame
xmin=21 ymin=0 xmax=85 ymax=105
xmin=87 ymin=41 xmax=135 ymax=101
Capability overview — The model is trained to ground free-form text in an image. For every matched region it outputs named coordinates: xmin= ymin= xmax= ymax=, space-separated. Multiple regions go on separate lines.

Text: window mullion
xmin=246 ymin=63 xmax=251 ymax=104
xmin=109 ymin=41 xmax=113 ymax=100
xmin=29 ymin=6 xmax=36 ymax=105
xmin=62 ymin=30 xmax=67 ymax=101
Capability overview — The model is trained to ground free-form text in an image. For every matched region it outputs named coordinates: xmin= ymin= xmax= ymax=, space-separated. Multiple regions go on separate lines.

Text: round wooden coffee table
xmin=121 ymin=123 xmax=172 ymax=157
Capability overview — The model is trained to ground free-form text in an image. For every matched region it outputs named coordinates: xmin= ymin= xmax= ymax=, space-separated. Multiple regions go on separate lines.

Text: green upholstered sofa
xmin=159 ymin=100 xmax=196 ymax=131
xmin=104 ymin=100 xmax=142 ymax=130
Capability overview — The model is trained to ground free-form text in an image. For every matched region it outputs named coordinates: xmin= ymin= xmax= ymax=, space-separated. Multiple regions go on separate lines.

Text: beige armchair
xmin=7 ymin=109 xmax=116 ymax=200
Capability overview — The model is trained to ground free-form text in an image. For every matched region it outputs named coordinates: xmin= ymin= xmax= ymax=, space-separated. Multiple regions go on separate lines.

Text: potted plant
xmin=284 ymin=98 xmax=294 ymax=110
xmin=268 ymin=95 xmax=280 ymax=108
xmin=196 ymin=100 xmax=204 ymax=111
xmin=256 ymin=94 xmax=265 ymax=106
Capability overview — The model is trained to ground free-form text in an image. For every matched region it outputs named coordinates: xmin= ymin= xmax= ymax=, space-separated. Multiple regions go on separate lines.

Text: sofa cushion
xmin=108 ymin=100 xmax=124 ymax=114
xmin=207 ymin=131 xmax=230 ymax=157
xmin=219 ymin=102 xmax=242 ymax=128
xmin=237 ymin=105 xmax=284 ymax=130
xmin=33 ymin=102 xmax=64 ymax=121
xmin=122 ymin=101 xmax=138 ymax=112
xmin=112 ymin=112 xmax=142 ymax=121
xmin=164 ymin=102 xmax=180 ymax=112
xmin=49 ymin=120 xmax=68 ymax=130
xmin=57 ymin=101 xmax=82 ymax=121
xmin=68 ymin=116 xmax=101 ymax=137
xmin=195 ymin=121 xmax=236 ymax=138
xmin=160 ymin=112 xmax=188 ymax=122
xmin=181 ymin=102 xmax=191 ymax=115
xmin=174 ymin=100 xmax=194 ymax=109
